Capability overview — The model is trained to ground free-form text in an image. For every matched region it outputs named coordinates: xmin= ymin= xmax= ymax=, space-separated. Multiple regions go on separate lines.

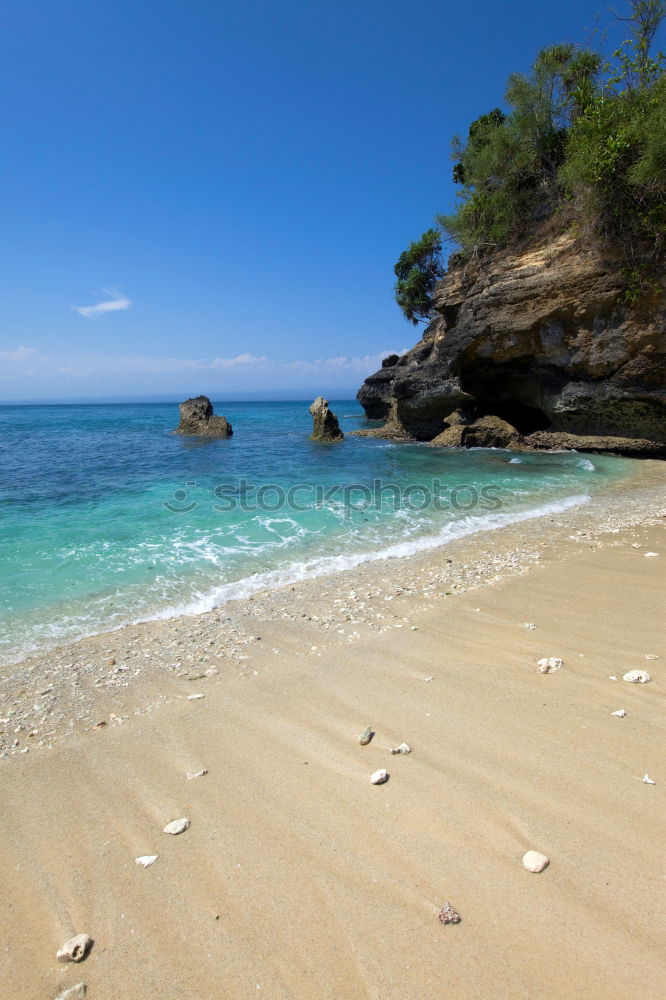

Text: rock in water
xmin=536 ymin=657 xmax=563 ymax=673
xmin=164 ymin=818 xmax=190 ymax=835
xmin=175 ymin=395 xmax=232 ymax=437
xmin=370 ymin=769 xmax=389 ymax=785
xmin=359 ymin=726 xmax=373 ymax=746
xmin=522 ymin=851 xmax=549 ymax=873
xmin=438 ymin=902 xmax=461 ymax=924
xmin=623 ymin=670 xmax=651 ymax=683
xmin=309 ymin=396 xmax=344 ymax=442
xmin=56 ymin=934 xmax=92 ymax=963
xmin=55 ymin=985 xmax=87 ymax=1000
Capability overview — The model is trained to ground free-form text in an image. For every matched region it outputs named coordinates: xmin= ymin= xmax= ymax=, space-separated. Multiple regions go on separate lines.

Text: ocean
xmin=0 ymin=400 xmax=638 ymax=664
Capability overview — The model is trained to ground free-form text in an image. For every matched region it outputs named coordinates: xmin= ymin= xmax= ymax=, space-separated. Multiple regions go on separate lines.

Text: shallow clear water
xmin=0 ymin=400 xmax=639 ymax=662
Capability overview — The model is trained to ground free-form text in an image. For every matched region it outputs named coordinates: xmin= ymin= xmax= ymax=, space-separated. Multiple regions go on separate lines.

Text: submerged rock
xmin=56 ymin=934 xmax=92 ymax=963
xmin=309 ymin=397 xmax=344 ymax=442
xmin=175 ymin=395 xmax=233 ymax=437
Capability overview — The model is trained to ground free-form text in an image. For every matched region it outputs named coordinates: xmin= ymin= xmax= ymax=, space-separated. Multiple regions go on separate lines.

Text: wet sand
xmin=0 ymin=483 xmax=664 ymax=999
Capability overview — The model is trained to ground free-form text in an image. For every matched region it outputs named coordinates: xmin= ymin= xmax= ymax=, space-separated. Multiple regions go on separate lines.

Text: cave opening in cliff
xmin=458 ymin=362 xmax=553 ymax=434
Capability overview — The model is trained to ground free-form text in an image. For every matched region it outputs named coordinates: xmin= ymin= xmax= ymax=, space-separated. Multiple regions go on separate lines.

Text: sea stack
xmin=309 ymin=396 xmax=344 ymax=442
xmin=175 ymin=395 xmax=233 ymax=437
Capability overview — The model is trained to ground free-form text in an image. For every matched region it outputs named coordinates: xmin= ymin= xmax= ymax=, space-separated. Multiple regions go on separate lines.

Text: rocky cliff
xmin=357 ymin=233 xmax=666 ymax=455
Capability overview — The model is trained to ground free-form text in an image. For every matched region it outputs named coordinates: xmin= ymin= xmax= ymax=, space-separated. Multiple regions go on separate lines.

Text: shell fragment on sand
xmin=536 ymin=657 xmax=563 ymax=674
xmin=390 ymin=743 xmax=412 ymax=755
xmin=611 ymin=709 xmax=627 ymax=718
xmin=358 ymin=726 xmax=373 ymax=746
xmin=135 ymin=855 xmax=159 ymax=868
xmin=623 ymin=670 xmax=651 ymax=683
xmin=164 ymin=818 xmax=190 ymax=835
xmin=56 ymin=934 xmax=92 ymax=963
xmin=524 ymin=623 xmax=537 ymax=630
xmin=186 ymin=769 xmax=208 ymax=780
xmin=55 ymin=985 xmax=86 ymax=1000
xmin=187 ymin=693 xmax=204 ymax=700
xmin=438 ymin=902 xmax=461 ymax=924
xmin=642 ymin=774 xmax=656 ymax=785
xmin=522 ymin=850 xmax=549 ymax=873
xmin=370 ymin=769 xmax=389 ymax=785
xmin=644 ymin=552 xmax=659 ymax=557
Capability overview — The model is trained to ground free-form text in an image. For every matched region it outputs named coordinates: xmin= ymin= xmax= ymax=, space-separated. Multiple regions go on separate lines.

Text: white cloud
xmin=73 ymin=288 xmax=131 ymax=319
xmin=0 ymin=345 xmax=39 ymax=361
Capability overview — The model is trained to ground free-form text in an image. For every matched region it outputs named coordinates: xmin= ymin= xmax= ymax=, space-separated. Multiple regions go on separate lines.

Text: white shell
xmin=370 ymin=769 xmax=389 ymax=785
xmin=390 ymin=743 xmax=412 ymax=755
xmin=611 ymin=709 xmax=627 ymax=718
xmin=56 ymin=934 xmax=92 ymax=963
xmin=55 ymin=985 xmax=87 ymax=1000
xmin=522 ymin=850 xmax=549 ymax=873
xmin=187 ymin=693 xmax=204 ymax=700
xmin=186 ymin=769 xmax=208 ymax=780
xmin=536 ymin=657 xmax=563 ymax=674
xmin=524 ymin=623 xmax=537 ymax=630
xmin=164 ymin=818 xmax=190 ymax=835
xmin=644 ymin=654 xmax=659 ymax=660
xmin=644 ymin=552 xmax=659 ymax=557
xmin=623 ymin=670 xmax=651 ymax=683
xmin=642 ymin=774 xmax=656 ymax=784
xmin=135 ymin=855 xmax=158 ymax=867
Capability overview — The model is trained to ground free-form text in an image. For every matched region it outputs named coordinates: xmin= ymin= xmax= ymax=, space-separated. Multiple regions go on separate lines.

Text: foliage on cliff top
xmin=394 ymin=1 xmax=666 ymax=323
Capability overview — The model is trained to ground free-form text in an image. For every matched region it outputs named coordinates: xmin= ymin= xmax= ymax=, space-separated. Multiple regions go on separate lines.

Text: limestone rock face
xmin=175 ymin=396 xmax=233 ymax=437
xmin=309 ymin=397 xmax=344 ymax=442
xmin=357 ymin=233 xmax=666 ymax=454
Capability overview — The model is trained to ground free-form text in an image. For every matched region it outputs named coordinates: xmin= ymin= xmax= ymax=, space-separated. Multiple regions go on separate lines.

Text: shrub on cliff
xmin=393 ymin=0 xmax=665 ymax=321
xmin=393 ymin=229 xmax=444 ymax=324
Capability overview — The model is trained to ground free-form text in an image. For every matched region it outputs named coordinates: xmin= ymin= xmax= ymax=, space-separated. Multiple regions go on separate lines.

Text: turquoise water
xmin=0 ymin=400 xmax=636 ymax=663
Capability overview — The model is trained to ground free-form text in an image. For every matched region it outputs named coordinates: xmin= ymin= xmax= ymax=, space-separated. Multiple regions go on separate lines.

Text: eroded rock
xmin=175 ymin=396 xmax=233 ymax=437
xmin=56 ymin=934 xmax=92 ymax=963
xmin=309 ymin=397 xmax=344 ymax=442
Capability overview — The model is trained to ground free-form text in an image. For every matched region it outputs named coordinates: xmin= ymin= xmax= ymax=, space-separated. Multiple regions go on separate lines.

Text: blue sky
xmin=0 ymin=0 xmax=655 ymax=400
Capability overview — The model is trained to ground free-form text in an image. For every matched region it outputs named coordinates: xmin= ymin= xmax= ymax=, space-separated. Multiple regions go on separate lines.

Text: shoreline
xmin=2 ymin=462 xmax=664 ymax=758
xmin=1 ymin=469 xmax=664 ymax=998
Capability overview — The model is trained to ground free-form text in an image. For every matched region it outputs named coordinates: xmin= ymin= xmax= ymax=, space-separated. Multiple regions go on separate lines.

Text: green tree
xmin=394 ymin=229 xmax=444 ymax=324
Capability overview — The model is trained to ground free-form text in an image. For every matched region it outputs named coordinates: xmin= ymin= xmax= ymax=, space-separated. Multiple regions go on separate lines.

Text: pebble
xmin=611 ymin=709 xmax=627 ymax=718
xmin=642 ymin=774 xmax=656 ymax=785
xmin=54 ymin=985 xmax=86 ymax=1000
xmin=359 ymin=726 xmax=373 ymax=746
xmin=390 ymin=743 xmax=412 ymax=754
xmin=623 ymin=670 xmax=651 ymax=683
xmin=135 ymin=855 xmax=159 ymax=867
xmin=56 ymin=934 xmax=92 ymax=963
xmin=164 ymin=818 xmax=190 ymax=835
xmin=187 ymin=693 xmax=204 ymax=700
xmin=522 ymin=850 xmax=549 ymax=873
xmin=370 ymin=769 xmax=389 ymax=785
xmin=438 ymin=902 xmax=461 ymax=924
xmin=536 ymin=657 xmax=563 ymax=674
xmin=644 ymin=552 xmax=659 ymax=557
xmin=186 ymin=769 xmax=208 ymax=780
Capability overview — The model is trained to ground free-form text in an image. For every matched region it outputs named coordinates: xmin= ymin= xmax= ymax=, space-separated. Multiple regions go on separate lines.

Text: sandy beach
xmin=1 ymin=473 xmax=665 ymax=1000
